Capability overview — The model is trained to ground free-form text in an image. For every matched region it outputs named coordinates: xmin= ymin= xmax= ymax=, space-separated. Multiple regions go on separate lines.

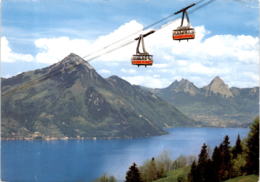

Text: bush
xmin=94 ymin=174 xmax=117 ymax=182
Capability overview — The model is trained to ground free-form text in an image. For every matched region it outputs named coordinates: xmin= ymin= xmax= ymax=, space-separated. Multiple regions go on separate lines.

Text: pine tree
xmin=219 ymin=135 xmax=232 ymax=180
xmin=188 ymin=161 xmax=198 ymax=182
xmin=198 ymin=143 xmax=209 ymax=164
xmin=197 ymin=143 xmax=210 ymax=182
xmin=206 ymin=159 xmax=219 ymax=182
xmin=212 ymin=146 xmax=221 ymax=182
xmin=125 ymin=163 xmax=142 ymax=182
xmin=245 ymin=117 xmax=259 ymax=175
xmin=232 ymin=134 xmax=243 ymax=159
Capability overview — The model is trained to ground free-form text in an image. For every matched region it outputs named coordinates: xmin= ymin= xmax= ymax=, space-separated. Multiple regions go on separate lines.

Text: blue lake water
xmin=1 ymin=127 xmax=249 ymax=182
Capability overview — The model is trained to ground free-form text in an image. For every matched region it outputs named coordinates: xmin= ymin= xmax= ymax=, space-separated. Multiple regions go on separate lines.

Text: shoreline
xmin=1 ymin=126 xmax=249 ymax=141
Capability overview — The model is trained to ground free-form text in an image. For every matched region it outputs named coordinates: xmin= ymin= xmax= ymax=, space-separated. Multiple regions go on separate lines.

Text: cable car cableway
xmin=173 ymin=3 xmax=196 ymax=41
xmin=131 ymin=30 xmax=155 ymax=67
xmin=2 ymin=0 xmax=218 ymax=97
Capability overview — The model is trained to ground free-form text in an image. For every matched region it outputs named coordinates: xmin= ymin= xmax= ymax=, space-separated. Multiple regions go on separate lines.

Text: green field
xmin=224 ymin=175 xmax=259 ymax=182
xmin=153 ymin=167 xmax=259 ymax=182
xmin=153 ymin=167 xmax=190 ymax=182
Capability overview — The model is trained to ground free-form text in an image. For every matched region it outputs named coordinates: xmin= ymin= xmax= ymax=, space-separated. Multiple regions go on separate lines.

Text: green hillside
xmin=152 ymin=168 xmax=259 ymax=182
xmin=153 ymin=167 xmax=190 ymax=182
xmin=224 ymin=175 xmax=259 ymax=182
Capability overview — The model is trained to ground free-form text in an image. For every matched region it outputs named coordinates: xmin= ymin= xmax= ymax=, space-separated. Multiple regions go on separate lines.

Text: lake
xmin=1 ymin=127 xmax=249 ymax=182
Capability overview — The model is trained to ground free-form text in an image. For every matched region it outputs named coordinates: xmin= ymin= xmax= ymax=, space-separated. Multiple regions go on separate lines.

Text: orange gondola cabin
xmin=173 ymin=3 xmax=195 ymax=41
xmin=173 ymin=26 xmax=195 ymax=40
xmin=131 ymin=32 xmax=154 ymax=67
xmin=131 ymin=54 xmax=153 ymax=67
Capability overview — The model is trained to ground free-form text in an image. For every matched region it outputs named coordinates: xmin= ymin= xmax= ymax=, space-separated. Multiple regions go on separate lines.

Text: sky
xmin=1 ymin=0 xmax=259 ymax=88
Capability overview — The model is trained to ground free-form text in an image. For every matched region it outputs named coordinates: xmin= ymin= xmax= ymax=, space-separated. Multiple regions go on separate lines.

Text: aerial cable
xmin=82 ymin=0 xmax=208 ymax=60
xmin=82 ymin=13 xmax=176 ymax=60
xmin=2 ymin=0 xmax=215 ymax=96
xmin=86 ymin=40 xmax=136 ymax=62
xmin=189 ymin=0 xmax=216 ymax=13
xmin=84 ymin=0 xmax=215 ymax=62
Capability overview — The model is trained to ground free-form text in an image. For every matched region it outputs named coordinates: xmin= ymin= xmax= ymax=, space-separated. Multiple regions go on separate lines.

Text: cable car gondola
xmin=173 ymin=3 xmax=195 ymax=41
xmin=131 ymin=32 xmax=154 ymax=67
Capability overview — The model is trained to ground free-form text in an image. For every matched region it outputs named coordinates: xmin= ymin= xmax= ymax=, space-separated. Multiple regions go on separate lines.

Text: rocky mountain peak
xmin=58 ymin=53 xmax=94 ymax=70
xmin=169 ymin=79 xmax=191 ymax=88
xmin=34 ymin=53 xmax=108 ymax=89
xmin=211 ymin=76 xmax=224 ymax=84
xmin=203 ymin=76 xmax=233 ymax=97
xmin=179 ymin=78 xmax=193 ymax=86
xmin=167 ymin=78 xmax=199 ymax=96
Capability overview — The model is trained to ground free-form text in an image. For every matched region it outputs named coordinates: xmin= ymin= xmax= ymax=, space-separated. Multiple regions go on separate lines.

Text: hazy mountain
xmin=165 ymin=79 xmax=200 ymax=96
xmin=152 ymin=77 xmax=259 ymax=127
xmin=203 ymin=76 xmax=233 ymax=97
xmin=1 ymin=53 xmax=195 ymax=140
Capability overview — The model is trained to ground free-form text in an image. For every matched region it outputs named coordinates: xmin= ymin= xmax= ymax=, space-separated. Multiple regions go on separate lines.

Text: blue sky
xmin=2 ymin=0 xmax=259 ymax=88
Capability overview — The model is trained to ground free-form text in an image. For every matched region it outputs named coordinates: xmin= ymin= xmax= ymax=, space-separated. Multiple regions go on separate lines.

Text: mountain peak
xmin=211 ymin=76 xmax=223 ymax=84
xmin=59 ymin=53 xmax=94 ymax=70
xmin=204 ymin=76 xmax=233 ymax=97
xmin=167 ymin=78 xmax=199 ymax=96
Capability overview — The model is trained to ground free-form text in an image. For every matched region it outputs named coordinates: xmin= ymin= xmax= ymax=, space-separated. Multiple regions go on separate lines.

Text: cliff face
xmin=203 ymin=76 xmax=233 ymax=97
xmin=1 ymin=53 xmax=194 ymax=140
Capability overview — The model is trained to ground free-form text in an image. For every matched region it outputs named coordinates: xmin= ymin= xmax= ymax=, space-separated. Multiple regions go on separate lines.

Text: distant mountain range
xmin=1 ymin=53 xmax=195 ymax=140
xmin=149 ymin=77 xmax=259 ymax=127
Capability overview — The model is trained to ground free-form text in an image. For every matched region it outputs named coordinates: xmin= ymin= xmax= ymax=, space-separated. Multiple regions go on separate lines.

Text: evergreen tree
xmin=245 ymin=117 xmax=259 ymax=175
xmin=188 ymin=161 xmax=198 ymax=182
xmin=198 ymin=143 xmax=209 ymax=164
xmin=219 ymin=135 xmax=232 ymax=180
xmin=197 ymin=143 xmax=211 ymax=182
xmin=125 ymin=163 xmax=142 ymax=182
xmin=232 ymin=134 xmax=243 ymax=159
xmin=212 ymin=146 xmax=221 ymax=182
xmin=206 ymin=159 xmax=219 ymax=182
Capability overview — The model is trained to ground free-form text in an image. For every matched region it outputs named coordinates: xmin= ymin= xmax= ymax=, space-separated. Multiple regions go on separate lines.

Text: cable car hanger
xmin=173 ymin=3 xmax=196 ymax=41
xmin=132 ymin=30 xmax=155 ymax=67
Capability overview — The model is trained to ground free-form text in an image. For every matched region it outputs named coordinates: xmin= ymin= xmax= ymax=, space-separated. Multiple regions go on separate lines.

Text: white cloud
xmin=34 ymin=37 xmax=91 ymax=64
xmin=201 ymin=34 xmax=259 ymax=64
xmin=152 ymin=63 xmax=169 ymax=68
xmin=33 ymin=20 xmax=143 ymax=64
xmin=148 ymin=24 xmax=259 ymax=65
xmin=176 ymin=60 xmax=188 ymax=66
xmin=243 ymin=72 xmax=259 ymax=81
xmin=122 ymin=75 xmax=172 ymax=88
xmin=30 ymin=19 xmax=259 ymax=67
xmin=179 ymin=62 xmax=230 ymax=75
xmin=98 ymin=69 xmax=111 ymax=74
xmin=1 ymin=37 xmax=34 ymax=62
xmin=3 ymin=19 xmax=259 ymax=88
xmin=120 ymin=68 xmax=137 ymax=74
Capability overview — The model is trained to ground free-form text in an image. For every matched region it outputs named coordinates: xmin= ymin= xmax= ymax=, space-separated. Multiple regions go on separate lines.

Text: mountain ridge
xmin=1 ymin=53 xmax=195 ymax=140
xmin=150 ymin=77 xmax=259 ymax=127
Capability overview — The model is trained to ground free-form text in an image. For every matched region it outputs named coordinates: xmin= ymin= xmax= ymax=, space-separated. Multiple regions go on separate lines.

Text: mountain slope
xmin=1 ymin=53 xmax=194 ymax=140
xmin=152 ymin=77 xmax=259 ymax=127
